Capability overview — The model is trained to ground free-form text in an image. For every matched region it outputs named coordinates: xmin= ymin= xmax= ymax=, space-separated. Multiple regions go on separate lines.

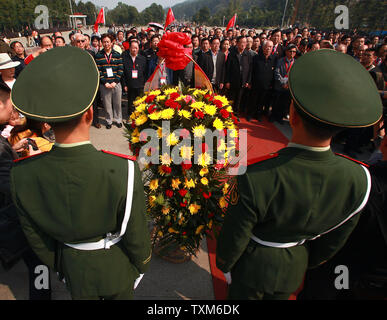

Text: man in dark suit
xmin=122 ymin=41 xmax=147 ymax=117
xmin=270 ymin=29 xmax=285 ymax=59
xmin=197 ymin=37 xmax=226 ymax=92
xmin=225 ymin=36 xmax=252 ymax=115
xmin=248 ymin=40 xmax=277 ymax=121
xmin=141 ymin=35 xmax=160 ymax=79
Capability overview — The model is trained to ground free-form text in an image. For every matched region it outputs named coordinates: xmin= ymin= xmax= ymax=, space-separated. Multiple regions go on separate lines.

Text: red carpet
xmin=206 ymin=117 xmax=295 ymax=300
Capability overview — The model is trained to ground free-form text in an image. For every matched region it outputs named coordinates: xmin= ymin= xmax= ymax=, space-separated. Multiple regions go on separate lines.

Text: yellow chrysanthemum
xmin=135 ymin=113 xmax=148 ymax=126
xmin=149 ymin=179 xmax=159 ymax=191
xmin=198 ymin=152 xmax=212 ymax=167
xmin=168 ymin=227 xmax=179 ymax=234
xmin=178 ymin=109 xmax=192 ymax=119
xmin=207 ymin=220 xmax=213 ymax=229
xmin=192 ymin=125 xmax=206 ymax=138
xmin=184 ymin=178 xmax=196 ymax=189
xmin=166 ymin=132 xmax=179 ymax=146
xmin=213 ymin=118 xmax=224 ymax=130
xmin=195 ymin=225 xmax=205 ymax=235
xmin=163 ymin=88 xmax=178 ymax=95
xmin=189 ymin=203 xmax=201 ymax=215
xmin=199 ymin=168 xmax=209 ymax=176
xmin=204 ymin=104 xmax=217 ymax=116
xmin=149 ymin=90 xmax=161 ymax=96
xmin=217 ymin=139 xmax=226 ymax=152
xmin=180 ymin=145 xmax=193 ymax=159
xmin=162 ymin=206 xmax=170 ymax=215
xmin=171 ymin=178 xmax=181 ymax=190
xmin=160 ymin=153 xmax=172 ymax=166
xmin=135 ymin=103 xmax=147 ymax=113
xmin=131 ymin=135 xmax=140 ymax=144
xmin=200 ymin=177 xmax=209 ymax=185
xmin=130 ymin=110 xmax=140 ymax=120
xmin=156 ymin=95 xmax=166 ymax=102
xmin=149 ymin=111 xmax=162 ymax=120
xmin=219 ymin=197 xmax=227 ymax=209
xmin=157 ymin=231 xmax=163 ymax=237
xmin=149 ymin=195 xmax=156 ymax=207
xmin=133 ymin=95 xmax=147 ymax=106
xmin=214 ymin=95 xmax=229 ymax=105
xmin=226 ymin=106 xmax=233 ymax=113
xmin=230 ymin=129 xmax=238 ymax=138
xmin=161 ymin=108 xmax=175 ymax=120
xmin=190 ymin=101 xmax=205 ymax=112
xmin=192 ymin=89 xmax=207 ymax=97
xmin=222 ymin=183 xmax=230 ymax=195
xmin=175 ymin=95 xmax=186 ymax=102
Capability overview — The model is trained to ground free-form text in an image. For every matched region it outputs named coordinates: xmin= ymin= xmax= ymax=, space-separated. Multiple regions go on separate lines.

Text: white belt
xmin=251 ymin=165 xmax=372 ymax=249
xmin=64 ymin=160 xmax=135 ymax=251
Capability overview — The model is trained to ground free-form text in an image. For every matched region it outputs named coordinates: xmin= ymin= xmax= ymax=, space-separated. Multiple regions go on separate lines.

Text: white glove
xmin=224 ymin=272 xmax=232 ymax=285
xmin=134 ymin=273 xmax=144 ymax=290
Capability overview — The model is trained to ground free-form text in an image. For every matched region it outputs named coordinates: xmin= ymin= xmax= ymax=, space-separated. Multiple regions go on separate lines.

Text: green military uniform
xmin=9 ymin=47 xmax=151 ymax=300
xmin=216 ymin=50 xmax=383 ymax=300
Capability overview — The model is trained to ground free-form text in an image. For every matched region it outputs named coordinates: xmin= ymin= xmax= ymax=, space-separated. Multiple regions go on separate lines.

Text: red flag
xmin=226 ymin=14 xmax=237 ymax=31
xmin=164 ymin=8 xmax=175 ymax=30
xmin=94 ymin=8 xmax=105 ymax=33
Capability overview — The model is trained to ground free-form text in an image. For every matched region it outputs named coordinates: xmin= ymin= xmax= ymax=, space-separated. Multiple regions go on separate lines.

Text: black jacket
xmin=197 ymin=50 xmax=226 ymax=86
xmin=0 ymin=135 xmax=28 ymax=269
xmin=225 ymin=49 xmax=252 ymax=88
xmin=251 ymin=52 xmax=277 ymax=90
xmin=122 ymin=52 xmax=147 ymax=89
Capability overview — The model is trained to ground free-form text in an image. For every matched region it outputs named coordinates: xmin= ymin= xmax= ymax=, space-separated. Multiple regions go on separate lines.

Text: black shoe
xmin=93 ymin=123 xmax=101 ymax=129
xmin=115 ymin=123 xmax=122 ymax=128
xmin=106 ymin=124 xmax=112 ymax=129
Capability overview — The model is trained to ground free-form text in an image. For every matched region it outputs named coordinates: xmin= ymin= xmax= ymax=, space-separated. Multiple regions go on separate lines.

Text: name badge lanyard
xmin=132 ymin=57 xmax=138 ymax=79
xmin=105 ymin=53 xmax=113 ymax=65
xmin=285 ymin=60 xmax=294 ymax=77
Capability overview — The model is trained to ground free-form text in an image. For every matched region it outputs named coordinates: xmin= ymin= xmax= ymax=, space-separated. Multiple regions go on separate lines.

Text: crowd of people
xmin=0 ymin=22 xmax=386 ymax=301
xmin=2 ymin=24 xmax=385 ymax=156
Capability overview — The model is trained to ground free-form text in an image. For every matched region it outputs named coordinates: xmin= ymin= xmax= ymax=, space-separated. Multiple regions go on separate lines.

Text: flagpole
xmin=281 ymin=0 xmax=289 ymax=29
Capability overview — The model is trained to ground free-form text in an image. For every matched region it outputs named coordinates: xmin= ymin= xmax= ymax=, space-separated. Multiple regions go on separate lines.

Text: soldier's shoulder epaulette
xmin=335 ymin=153 xmax=369 ymax=168
xmin=247 ymin=153 xmax=279 ymax=166
xmin=13 ymin=152 xmax=48 ymax=163
xmin=101 ymin=150 xmax=137 ymax=161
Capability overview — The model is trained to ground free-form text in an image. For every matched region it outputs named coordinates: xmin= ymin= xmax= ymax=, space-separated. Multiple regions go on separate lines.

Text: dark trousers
xmin=22 ymin=248 xmax=51 ymax=300
xmin=248 ymin=88 xmax=273 ymax=118
xmin=92 ymin=90 xmax=102 ymax=125
xmin=229 ymin=86 xmax=246 ymax=114
xmin=271 ymin=90 xmax=291 ymax=121
xmin=127 ymin=87 xmax=144 ymax=116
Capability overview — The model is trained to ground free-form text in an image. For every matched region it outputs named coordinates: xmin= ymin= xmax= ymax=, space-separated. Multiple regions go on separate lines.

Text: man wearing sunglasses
xmin=271 ymin=44 xmax=298 ymax=124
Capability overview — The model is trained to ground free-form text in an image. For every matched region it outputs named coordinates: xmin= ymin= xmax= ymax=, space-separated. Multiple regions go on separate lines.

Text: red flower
xmin=162 ymin=165 xmax=172 ymax=174
xmin=203 ymin=192 xmax=212 ymax=199
xmin=145 ymin=95 xmax=156 ymax=103
xmin=208 ymin=212 xmax=215 ymax=218
xmin=180 ymin=200 xmax=187 ymax=207
xmin=205 ymin=94 xmax=214 ymax=102
xmin=131 ymin=120 xmax=136 ymax=129
xmin=213 ymin=99 xmax=223 ymax=109
xmin=220 ymin=109 xmax=229 ymax=119
xmin=179 ymin=189 xmax=188 ymax=197
xmin=182 ymin=161 xmax=192 ymax=170
xmin=215 ymin=161 xmax=225 ymax=170
xmin=182 ymin=231 xmax=187 ymax=235
xmin=148 ymin=104 xmax=156 ymax=114
xmin=170 ymin=92 xmax=180 ymax=100
xmin=165 ymin=190 xmax=174 ymax=198
xmin=194 ymin=111 xmax=205 ymax=119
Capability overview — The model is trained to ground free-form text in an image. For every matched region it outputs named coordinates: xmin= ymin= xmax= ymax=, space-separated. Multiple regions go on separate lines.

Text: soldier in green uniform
xmin=216 ymin=49 xmax=383 ymax=300
xmin=10 ymin=46 xmax=152 ymax=300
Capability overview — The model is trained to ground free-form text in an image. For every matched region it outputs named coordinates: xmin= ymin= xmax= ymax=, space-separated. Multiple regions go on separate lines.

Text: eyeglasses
xmin=289 ymin=50 xmax=297 ymax=53
xmin=77 ymin=40 xmax=86 ymax=43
